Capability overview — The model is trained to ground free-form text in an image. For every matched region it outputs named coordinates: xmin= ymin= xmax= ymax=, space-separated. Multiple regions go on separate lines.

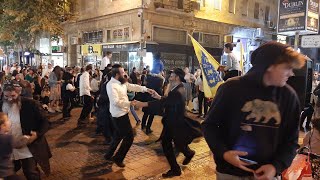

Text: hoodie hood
xmin=243 ymin=41 xmax=290 ymax=85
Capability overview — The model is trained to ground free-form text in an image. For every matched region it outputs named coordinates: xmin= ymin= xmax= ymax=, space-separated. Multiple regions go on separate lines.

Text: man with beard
xmin=1 ymin=82 xmax=52 ymax=179
xmin=104 ymin=64 xmax=153 ymax=167
xmin=135 ymin=68 xmax=202 ymax=178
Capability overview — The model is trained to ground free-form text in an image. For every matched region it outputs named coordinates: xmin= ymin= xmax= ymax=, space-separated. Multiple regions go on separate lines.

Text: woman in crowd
xmin=48 ymin=66 xmax=62 ymax=113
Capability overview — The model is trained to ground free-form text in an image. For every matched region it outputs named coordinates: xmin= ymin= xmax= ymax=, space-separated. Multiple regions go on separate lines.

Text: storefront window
xmin=111 ymin=27 xmax=130 ymax=42
xmin=83 ymin=30 xmax=103 ymax=43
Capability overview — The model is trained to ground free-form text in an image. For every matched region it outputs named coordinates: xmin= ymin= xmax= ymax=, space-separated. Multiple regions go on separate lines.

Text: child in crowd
xmin=41 ymin=86 xmax=51 ymax=110
xmin=303 ymin=118 xmax=320 ymax=154
xmin=0 ymin=113 xmax=26 ymax=180
xmin=61 ymin=73 xmax=76 ymax=119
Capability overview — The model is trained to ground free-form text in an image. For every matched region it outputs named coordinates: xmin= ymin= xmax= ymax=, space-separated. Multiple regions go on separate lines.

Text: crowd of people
xmin=0 ymin=41 xmax=320 ymax=180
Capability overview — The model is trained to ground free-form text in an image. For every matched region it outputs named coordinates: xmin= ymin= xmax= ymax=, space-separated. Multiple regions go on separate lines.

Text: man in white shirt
xmin=100 ymin=51 xmax=112 ymax=70
xmin=78 ymin=64 xmax=93 ymax=126
xmin=195 ymin=74 xmax=208 ymax=118
xmin=2 ymin=82 xmax=51 ymax=179
xmin=104 ymin=64 xmax=153 ymax=167
xmin=219 ymin=43 xmax=242 ymax=81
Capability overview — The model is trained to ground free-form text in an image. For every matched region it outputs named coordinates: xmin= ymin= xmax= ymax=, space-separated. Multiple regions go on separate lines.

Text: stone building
xmin=64 ymin=0 xmax=278 ymax=72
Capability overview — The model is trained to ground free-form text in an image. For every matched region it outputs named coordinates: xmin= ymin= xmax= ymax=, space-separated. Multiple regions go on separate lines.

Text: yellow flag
xmin=189 ymin=34 xmax=224 ymax=98
xmin=239 ymin=42 xmax=245 ymax=73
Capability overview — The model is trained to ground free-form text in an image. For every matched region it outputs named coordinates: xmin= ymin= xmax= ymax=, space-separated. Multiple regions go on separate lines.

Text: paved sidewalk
xmin=17 ymin=107 xmax=305 ymax=180
xmin=35 ymin=108 xmax=216 ymax=180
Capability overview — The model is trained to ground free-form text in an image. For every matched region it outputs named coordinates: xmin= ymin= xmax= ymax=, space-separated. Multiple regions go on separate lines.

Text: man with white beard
xmin=1 ymin=82 xmax=52 ymax=179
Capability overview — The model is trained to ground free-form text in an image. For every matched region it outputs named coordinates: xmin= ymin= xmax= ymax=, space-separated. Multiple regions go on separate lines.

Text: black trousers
xmin=161 ymin=127 xmax=194 ymax=171
xmin=105 ymin=114 xmax=133 ymax=162
xmin=223 ymin=70 xmax=241 ymax=81
xmin=198 ymin=91 xmax=208 ymax=116
xmin=14 ymin=157 xmax=40 ymax=180
xmin=141 ymin=113 xmax=155 ymax=129
xmin=300 ymin=105 xmax=314 ymax=130
xmin=79 ymin=95 xmax=93 ymax=121
xmin=62 ymin=96 xmax=74 ymax=118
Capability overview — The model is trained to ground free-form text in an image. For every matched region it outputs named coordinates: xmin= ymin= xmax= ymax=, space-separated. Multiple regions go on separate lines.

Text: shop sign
xmin=301 ymin=35 xmax=320 ymax=47
xmin=102 ymin=43 xmax=139 ymax=52
xmin=81 ymin=44 xmax=102 ymax=55
xmin=277 ymin=0 xmax=319 ymax=35
xmin=306 ymin=0 xmax=319 ymax=32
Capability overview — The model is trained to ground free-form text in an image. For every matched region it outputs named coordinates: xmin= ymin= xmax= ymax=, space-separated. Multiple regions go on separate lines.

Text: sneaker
xmin=55 ymin=107 xmax=62 ymax=113
xmin=48 ymin=108 xmax=56 ymax=113
xmin=162 ymin=169 xmax=181 ymax=178
xmin=182 ymin=150 xmax=195 ymax=165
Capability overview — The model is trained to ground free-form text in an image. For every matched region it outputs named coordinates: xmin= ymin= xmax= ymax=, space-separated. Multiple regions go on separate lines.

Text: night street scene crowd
xmin=1 ymin=41 xmax=320 ymax=180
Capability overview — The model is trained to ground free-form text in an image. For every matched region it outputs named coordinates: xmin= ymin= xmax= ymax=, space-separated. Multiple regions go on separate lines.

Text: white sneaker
xmin=48 ymin=108 xmax=56 ymax=113
xmin=55 ymin=107 xmax=62 ymax=113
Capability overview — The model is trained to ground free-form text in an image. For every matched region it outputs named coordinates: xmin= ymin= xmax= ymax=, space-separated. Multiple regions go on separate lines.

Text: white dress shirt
xmin=107 ymin=77 xmax=148 ymax=118
xmin=8 ymin=104 xmax=33 ymax=160
xmin=90 ymin=78 xmax=100 ymax=93
xmin=225 ymin=52 xmax=241 ymax=71
xmin=195 ymin=77 xmax=204 ymax=92
xmin=66 ymin=83 xmax=76 ymax=91
xmin=100 ymin=56 xmax=110 ymax=70
xmin=79 ymin=71 xmax=91 ymax=96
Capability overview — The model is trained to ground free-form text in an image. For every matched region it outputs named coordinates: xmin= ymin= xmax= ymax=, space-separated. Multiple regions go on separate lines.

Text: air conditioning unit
xmin=191 ymin=1 xmax=200 ymax=11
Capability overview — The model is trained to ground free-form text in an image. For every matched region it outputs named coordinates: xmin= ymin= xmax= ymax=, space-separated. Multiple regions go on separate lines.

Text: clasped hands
xmin=130 ymin=89 xmax=161 ymax=108
xmin=15 ymin=131 xmax=38 ymax=149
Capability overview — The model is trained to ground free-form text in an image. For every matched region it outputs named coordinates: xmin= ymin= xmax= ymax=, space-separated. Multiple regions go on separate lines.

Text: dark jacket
xmin=142 ymin=74 xmax=164 ymax=113
xmin=202 ymin=42 xmax=300 ymax=176
xmin=148 ymin=83 xmax=202 ymax=146
xmin=0 ymin=98 xmax=52 ymax=175
xmin=0 ymin=133 xmax=14 ymax=178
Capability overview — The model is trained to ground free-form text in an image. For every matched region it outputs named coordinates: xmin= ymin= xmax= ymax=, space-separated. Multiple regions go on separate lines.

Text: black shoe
xmin=182 ymin=150 xmax=195 ymax=165
xmin=112 ymin=157 xmax=125 ymax=168
xmin=162 ymin=169 xmax=181 ymax=178
xmin=146 ymin=128 xmax=153 ymax=135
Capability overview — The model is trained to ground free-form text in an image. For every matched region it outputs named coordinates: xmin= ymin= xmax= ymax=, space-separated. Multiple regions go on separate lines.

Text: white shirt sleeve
xmin=66 ymin=84 xmax=76 ymax=91
xmin=126 ymin=83 xmax=148 ymax=92
xmin=225 ymin=54 xmax=232 ymax=71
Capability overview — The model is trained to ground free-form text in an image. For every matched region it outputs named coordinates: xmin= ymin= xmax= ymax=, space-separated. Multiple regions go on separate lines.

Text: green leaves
xmin=0 ymin=0 xmax=77 ymax=49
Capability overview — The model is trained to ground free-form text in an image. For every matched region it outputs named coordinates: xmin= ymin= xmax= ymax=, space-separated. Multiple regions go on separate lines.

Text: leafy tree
xmin=0 ymin=0 xmax=77 ymax=56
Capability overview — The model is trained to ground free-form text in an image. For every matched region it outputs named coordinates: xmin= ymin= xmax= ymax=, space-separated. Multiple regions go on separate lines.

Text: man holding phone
xmin=202 ymin=42 xmax=306 ymax=180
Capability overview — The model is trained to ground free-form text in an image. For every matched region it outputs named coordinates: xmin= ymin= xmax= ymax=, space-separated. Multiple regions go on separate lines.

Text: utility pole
xmin=139 ymin=0 xmax=145 ymax=71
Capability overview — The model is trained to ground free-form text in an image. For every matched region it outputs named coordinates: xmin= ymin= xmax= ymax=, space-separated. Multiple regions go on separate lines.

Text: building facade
xmin=64 ymin=0 xmax=278 ymax=72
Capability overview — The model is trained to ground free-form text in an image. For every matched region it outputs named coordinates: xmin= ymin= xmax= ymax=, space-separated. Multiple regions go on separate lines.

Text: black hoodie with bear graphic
xmin=202 ymin=42 xmax=301 ymax=176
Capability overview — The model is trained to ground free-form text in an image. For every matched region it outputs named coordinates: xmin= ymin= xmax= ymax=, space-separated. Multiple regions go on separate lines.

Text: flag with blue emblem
xmin=189 ymin=34 xmax=224 ymax=98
